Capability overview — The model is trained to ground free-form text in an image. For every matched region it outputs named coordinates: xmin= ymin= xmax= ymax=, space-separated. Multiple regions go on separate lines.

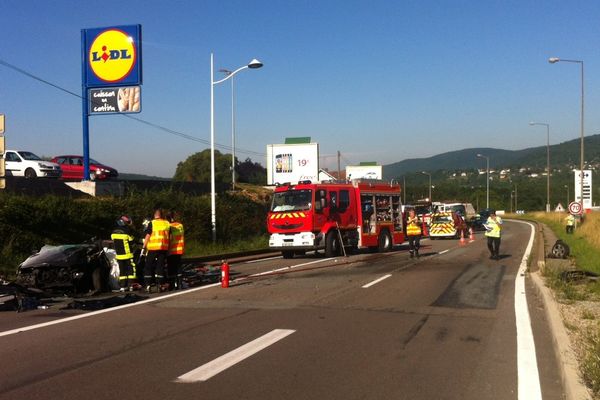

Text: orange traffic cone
xmin=460 ymin=229 xmax=466 ymax=245
xmin=469 ymin=227 xmax=475 ymax=241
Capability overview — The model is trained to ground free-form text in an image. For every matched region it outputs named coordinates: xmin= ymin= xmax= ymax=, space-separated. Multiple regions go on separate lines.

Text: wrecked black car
xmin=15 ymin=241 xmax=110 ymax=296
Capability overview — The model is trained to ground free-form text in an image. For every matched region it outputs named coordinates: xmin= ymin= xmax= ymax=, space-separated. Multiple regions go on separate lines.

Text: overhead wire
xmin=0 ymin=58 xmax=265 ymax=157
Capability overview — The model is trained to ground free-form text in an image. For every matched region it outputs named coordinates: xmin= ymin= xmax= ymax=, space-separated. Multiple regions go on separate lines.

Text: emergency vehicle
xmin=428 ymin=211 xmax=467 ymax=239
xmin=268 ymin=180 xmax=405 ymax=258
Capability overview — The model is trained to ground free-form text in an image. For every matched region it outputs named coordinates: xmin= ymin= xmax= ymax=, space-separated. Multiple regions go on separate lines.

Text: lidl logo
xmin=88 ymin=29 xmax=137 ymax=83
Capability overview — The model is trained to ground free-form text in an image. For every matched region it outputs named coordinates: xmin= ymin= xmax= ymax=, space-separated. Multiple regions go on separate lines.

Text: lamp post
xmin=219 ymin=69 xmax=237 ymax=191
xmin=549 ymin=57 xmax=584 ymax=209
xmin=565 ymin=184 xmax=569 ymax=206
xmin=210 ymin=54 xmax=263 ymax=242
xmin=529 ymin=122 xmax=551 ymax=212
xmin=421 ymin=171 xmax=432 ymax=202
xmin=477 ymin=154 xmax=490 ymax=209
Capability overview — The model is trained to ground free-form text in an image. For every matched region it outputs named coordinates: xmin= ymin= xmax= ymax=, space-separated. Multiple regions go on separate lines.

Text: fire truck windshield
xmin=271 ymin=189 xmax=312 ymax=212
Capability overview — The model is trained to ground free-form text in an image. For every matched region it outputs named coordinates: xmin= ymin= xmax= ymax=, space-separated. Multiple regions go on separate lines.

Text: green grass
xmin=582 ymin=331 xmax=600 ymax=396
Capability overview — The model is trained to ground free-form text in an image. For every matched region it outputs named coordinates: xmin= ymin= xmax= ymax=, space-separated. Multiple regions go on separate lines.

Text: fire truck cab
xmin=268 ymin=180 xmax=405 ymax=258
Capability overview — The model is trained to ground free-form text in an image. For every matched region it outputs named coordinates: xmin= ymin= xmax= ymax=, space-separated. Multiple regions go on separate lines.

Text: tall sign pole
xmin=0 ymin=114 xmax=5 ymax=189
xmin=81 ymin=25 xmax=142 ymax=181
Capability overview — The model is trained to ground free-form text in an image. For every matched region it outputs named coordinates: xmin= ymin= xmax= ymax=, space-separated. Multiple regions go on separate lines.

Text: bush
xmin=0 ymin=189 xmax=269 ymax=278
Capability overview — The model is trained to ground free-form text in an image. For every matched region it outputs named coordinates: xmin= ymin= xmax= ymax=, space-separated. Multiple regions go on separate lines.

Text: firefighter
xmin=484 ymin=210 xmax=503 ymax=260
xmin=142 ymin=208 xmax=170 ymax=292
xmin=167 ymin=211 xmax=185 ymax=290
xmin=565 ymin=213 xmax=576 ymax=234
xmin=406 ymin=208 xmax=422 ymax=258
xmin=110 ymin=215 xmax=137 ymax=291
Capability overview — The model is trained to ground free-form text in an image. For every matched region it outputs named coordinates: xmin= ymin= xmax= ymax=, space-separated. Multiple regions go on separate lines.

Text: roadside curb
xmin=530 ymin=223 xmax=592 ymax=400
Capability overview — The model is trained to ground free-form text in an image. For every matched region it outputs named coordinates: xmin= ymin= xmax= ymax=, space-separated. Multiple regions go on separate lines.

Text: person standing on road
xmin=406 ymin=208 xmax=422 ymax=258
xmin=111 ymin=215 xmax=137 ymax=291
xmin=565 ymin=213 xmax=576 ymax=234
xmin=167 ymin=211 xmax=185 ymax=290
xmin=142 ymin=208 xmax=170 ymax=292
xmin=484 ymin=210 xmax=503 ymax=260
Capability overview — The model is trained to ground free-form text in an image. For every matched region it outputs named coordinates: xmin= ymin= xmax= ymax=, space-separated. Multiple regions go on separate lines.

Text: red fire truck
xmin=268 ymin=180 xmax=405 ymax=258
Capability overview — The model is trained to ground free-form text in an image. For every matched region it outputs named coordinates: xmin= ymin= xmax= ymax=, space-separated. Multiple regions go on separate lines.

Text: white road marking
xmin=438 ymin=250 xmax=449 ymax=255
xmin=175 ymin=329 xmax=295 ymax=383
xmin=249 ymin=257 xmax=334 ymax=277
xmin=362 ymin=274 xmax=392 ymax=288
xmin=512 ymin=220 xmax=542 ymax=400
xmin=0 ymin=282 xmax=221 ymax=338
xmin=245 ymin=256 xmax=282 ymax=264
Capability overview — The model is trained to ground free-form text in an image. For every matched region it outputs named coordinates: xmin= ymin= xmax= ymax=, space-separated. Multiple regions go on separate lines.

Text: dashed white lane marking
xmin=438 ymin=250 xmax=449 ymax=255
xmin=362 ymin=274 xmax=392 ymax=288
xmin=175 ymin=329 xmax=296 ymax=383
xmin=249 ymin=257 xmax=334 ymax=277
xmin=245 ymin=256 xmax=282 ymax=264
xmin=512 ymin=220 xmax=542 ymax=400
xmin=0 ymin=282 xmax=222 ymax=338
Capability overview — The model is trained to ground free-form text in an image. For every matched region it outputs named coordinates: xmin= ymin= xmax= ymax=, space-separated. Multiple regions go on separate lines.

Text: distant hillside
xmin=119 ymin=173 xmax=172 ymax=181
xmin=383 ymin=134 xmax=600 ymax=178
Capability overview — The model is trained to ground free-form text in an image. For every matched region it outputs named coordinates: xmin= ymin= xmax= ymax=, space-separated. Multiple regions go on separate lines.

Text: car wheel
xmin=378 ymin=230 xmax=392 ymax=252
xmin=24 ymin=168 xmax=37 ymax=179
xmin=325 ymin=231 xmax=340 ymax=257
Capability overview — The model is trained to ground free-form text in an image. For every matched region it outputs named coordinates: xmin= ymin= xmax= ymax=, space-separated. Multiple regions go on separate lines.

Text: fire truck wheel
xmin=282 ymin=251 xmax=294 ymax=259
xmin=325 ymin=231 xmax=340 ymax=257
xmin=378 ymin=230 xmax=392 ymax=252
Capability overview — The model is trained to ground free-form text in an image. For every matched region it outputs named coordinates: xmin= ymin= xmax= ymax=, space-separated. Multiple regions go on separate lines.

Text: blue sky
xmin=1 ymin=0 xmax=600 ymax=177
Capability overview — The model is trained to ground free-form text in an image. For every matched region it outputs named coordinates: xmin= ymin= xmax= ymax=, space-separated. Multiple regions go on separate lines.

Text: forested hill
xmin=383 ymin=134 xmax=600 ymax=179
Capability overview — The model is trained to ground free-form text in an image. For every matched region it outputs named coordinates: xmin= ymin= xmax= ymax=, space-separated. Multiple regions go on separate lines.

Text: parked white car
xmin=3 ymin=150 xmax=62 ymax=178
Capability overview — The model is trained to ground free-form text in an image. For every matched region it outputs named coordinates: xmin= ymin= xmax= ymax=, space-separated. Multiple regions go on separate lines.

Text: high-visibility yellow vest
xmin=565 ymin=215 xmax=575 ymax=226
xmin=169 ymin=222 xmax=185 ymax=255
xmin=111 ymin=232 xmax=134 ymax=260
xmin=147 ymin=219 xmax=170 ymax=251
xmin=406 ymin=217 xmax=422 ymax=236
xmin=484 ymin=217 xmax=502 ymax=238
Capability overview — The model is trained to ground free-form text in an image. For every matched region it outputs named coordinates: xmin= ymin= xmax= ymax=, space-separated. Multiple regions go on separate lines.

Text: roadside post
xmin=81 ymin=25 xmax=143 ymax=181
xmin=0 ymin=114 xmax=5 ymax=189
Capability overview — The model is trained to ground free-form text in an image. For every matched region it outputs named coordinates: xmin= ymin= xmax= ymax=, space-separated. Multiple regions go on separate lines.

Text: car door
xmin=4 ymin=151 xmax=24 ymax=176
xmin=68 ymin=157 xmax=84 ymax=179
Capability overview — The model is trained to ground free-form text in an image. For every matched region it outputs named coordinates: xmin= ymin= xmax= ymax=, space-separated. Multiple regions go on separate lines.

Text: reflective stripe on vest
xmin=169 ymin=222 xmax=185 ymax=255
xmin=484 ymin=217 xmax=502 ymax=238
xmin=406 ymin=221 xmax=422 ymax=236
xmin=147 ymin=219 xmax=171 ymax=251
xmin=111 ymin=232 xmax=134 ymax=260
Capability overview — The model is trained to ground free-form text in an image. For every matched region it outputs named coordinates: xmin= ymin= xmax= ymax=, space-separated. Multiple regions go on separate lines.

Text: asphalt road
xmin=0 ymin=221 xmax=563 ymax=400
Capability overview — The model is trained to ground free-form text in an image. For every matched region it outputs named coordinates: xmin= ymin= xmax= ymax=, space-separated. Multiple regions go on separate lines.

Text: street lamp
xmin=421 ymin=171 xmax=432 ymax=202
xmin=529 ymin=121 xmax=551 ymax=212
xmin=476 ymin=154 xmax=490 ymax=209
xmin=210 ymin=54 xmax=263 ymax=242
xmin=564 ymin=184 xmax=569 ymax=206
xmin=549 ymin=57 xmax=585 ymax=210
xmin=219 ymin=68 xmax=237 ymax=191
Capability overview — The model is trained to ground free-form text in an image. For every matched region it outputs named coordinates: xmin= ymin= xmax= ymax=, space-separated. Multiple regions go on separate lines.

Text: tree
xmin=173 ymin=149 xmax=231 ymax=183
xmin=237 ymin=157 xmax=267 ymax=185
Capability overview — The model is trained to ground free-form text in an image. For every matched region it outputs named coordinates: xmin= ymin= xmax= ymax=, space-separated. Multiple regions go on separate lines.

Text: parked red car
xmin=51 ymin=155 xmax=118 ymax=180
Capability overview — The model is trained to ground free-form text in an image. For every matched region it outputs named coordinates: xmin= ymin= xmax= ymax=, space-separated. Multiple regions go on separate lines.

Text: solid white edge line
xmin=362 ymin=274 xmax=392 ymax=288
xmin=0 ymin=282 xmax=221 ymax=338
xmin=175 ymin=329 xmax=295 ymax=383
xmin=245 ymin=256 xmax=282 ymax=264
xmin=438 ymin=249 xmax=449 ymax=255
xmin=512 ymin=220 xmax=542 ymax=400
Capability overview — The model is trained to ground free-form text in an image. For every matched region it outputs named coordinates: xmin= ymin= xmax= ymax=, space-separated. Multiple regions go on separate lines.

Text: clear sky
xmin=1 ymin=0 xmax=600 ymax=177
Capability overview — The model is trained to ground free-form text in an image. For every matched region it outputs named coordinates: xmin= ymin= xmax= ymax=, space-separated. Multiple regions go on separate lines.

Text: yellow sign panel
xmin=0 ymin=114 xmax=4 ymax=134
xmin=0 ymin=178 xmax=4 ymax=189
xmin=0 ymin=135 xmax=4 ymax=155
xmin=88 ymin=29 xmax=137 ymax=83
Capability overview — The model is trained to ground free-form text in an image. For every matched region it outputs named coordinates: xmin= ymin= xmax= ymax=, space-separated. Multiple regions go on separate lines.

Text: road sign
xmin=574 ymin=170 xmax=592 ymax=209
xmin=568 ymin=201 xmax=583 ymax=215
xmin=0 ymin=114 xmax=4 ymax=134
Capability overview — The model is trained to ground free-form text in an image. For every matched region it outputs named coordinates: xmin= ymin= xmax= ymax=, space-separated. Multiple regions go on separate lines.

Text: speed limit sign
xmin=568 ymin=201 xmax=583 ymax=215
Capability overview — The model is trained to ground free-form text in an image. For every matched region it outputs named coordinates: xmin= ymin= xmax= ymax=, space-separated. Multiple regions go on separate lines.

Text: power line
xmin=0 ymin=58 xmax=265 ymax=157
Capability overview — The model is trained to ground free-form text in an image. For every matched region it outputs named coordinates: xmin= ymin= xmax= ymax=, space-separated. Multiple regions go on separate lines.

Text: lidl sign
xmin=83 ymin=25 xmax=142 ymax=87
